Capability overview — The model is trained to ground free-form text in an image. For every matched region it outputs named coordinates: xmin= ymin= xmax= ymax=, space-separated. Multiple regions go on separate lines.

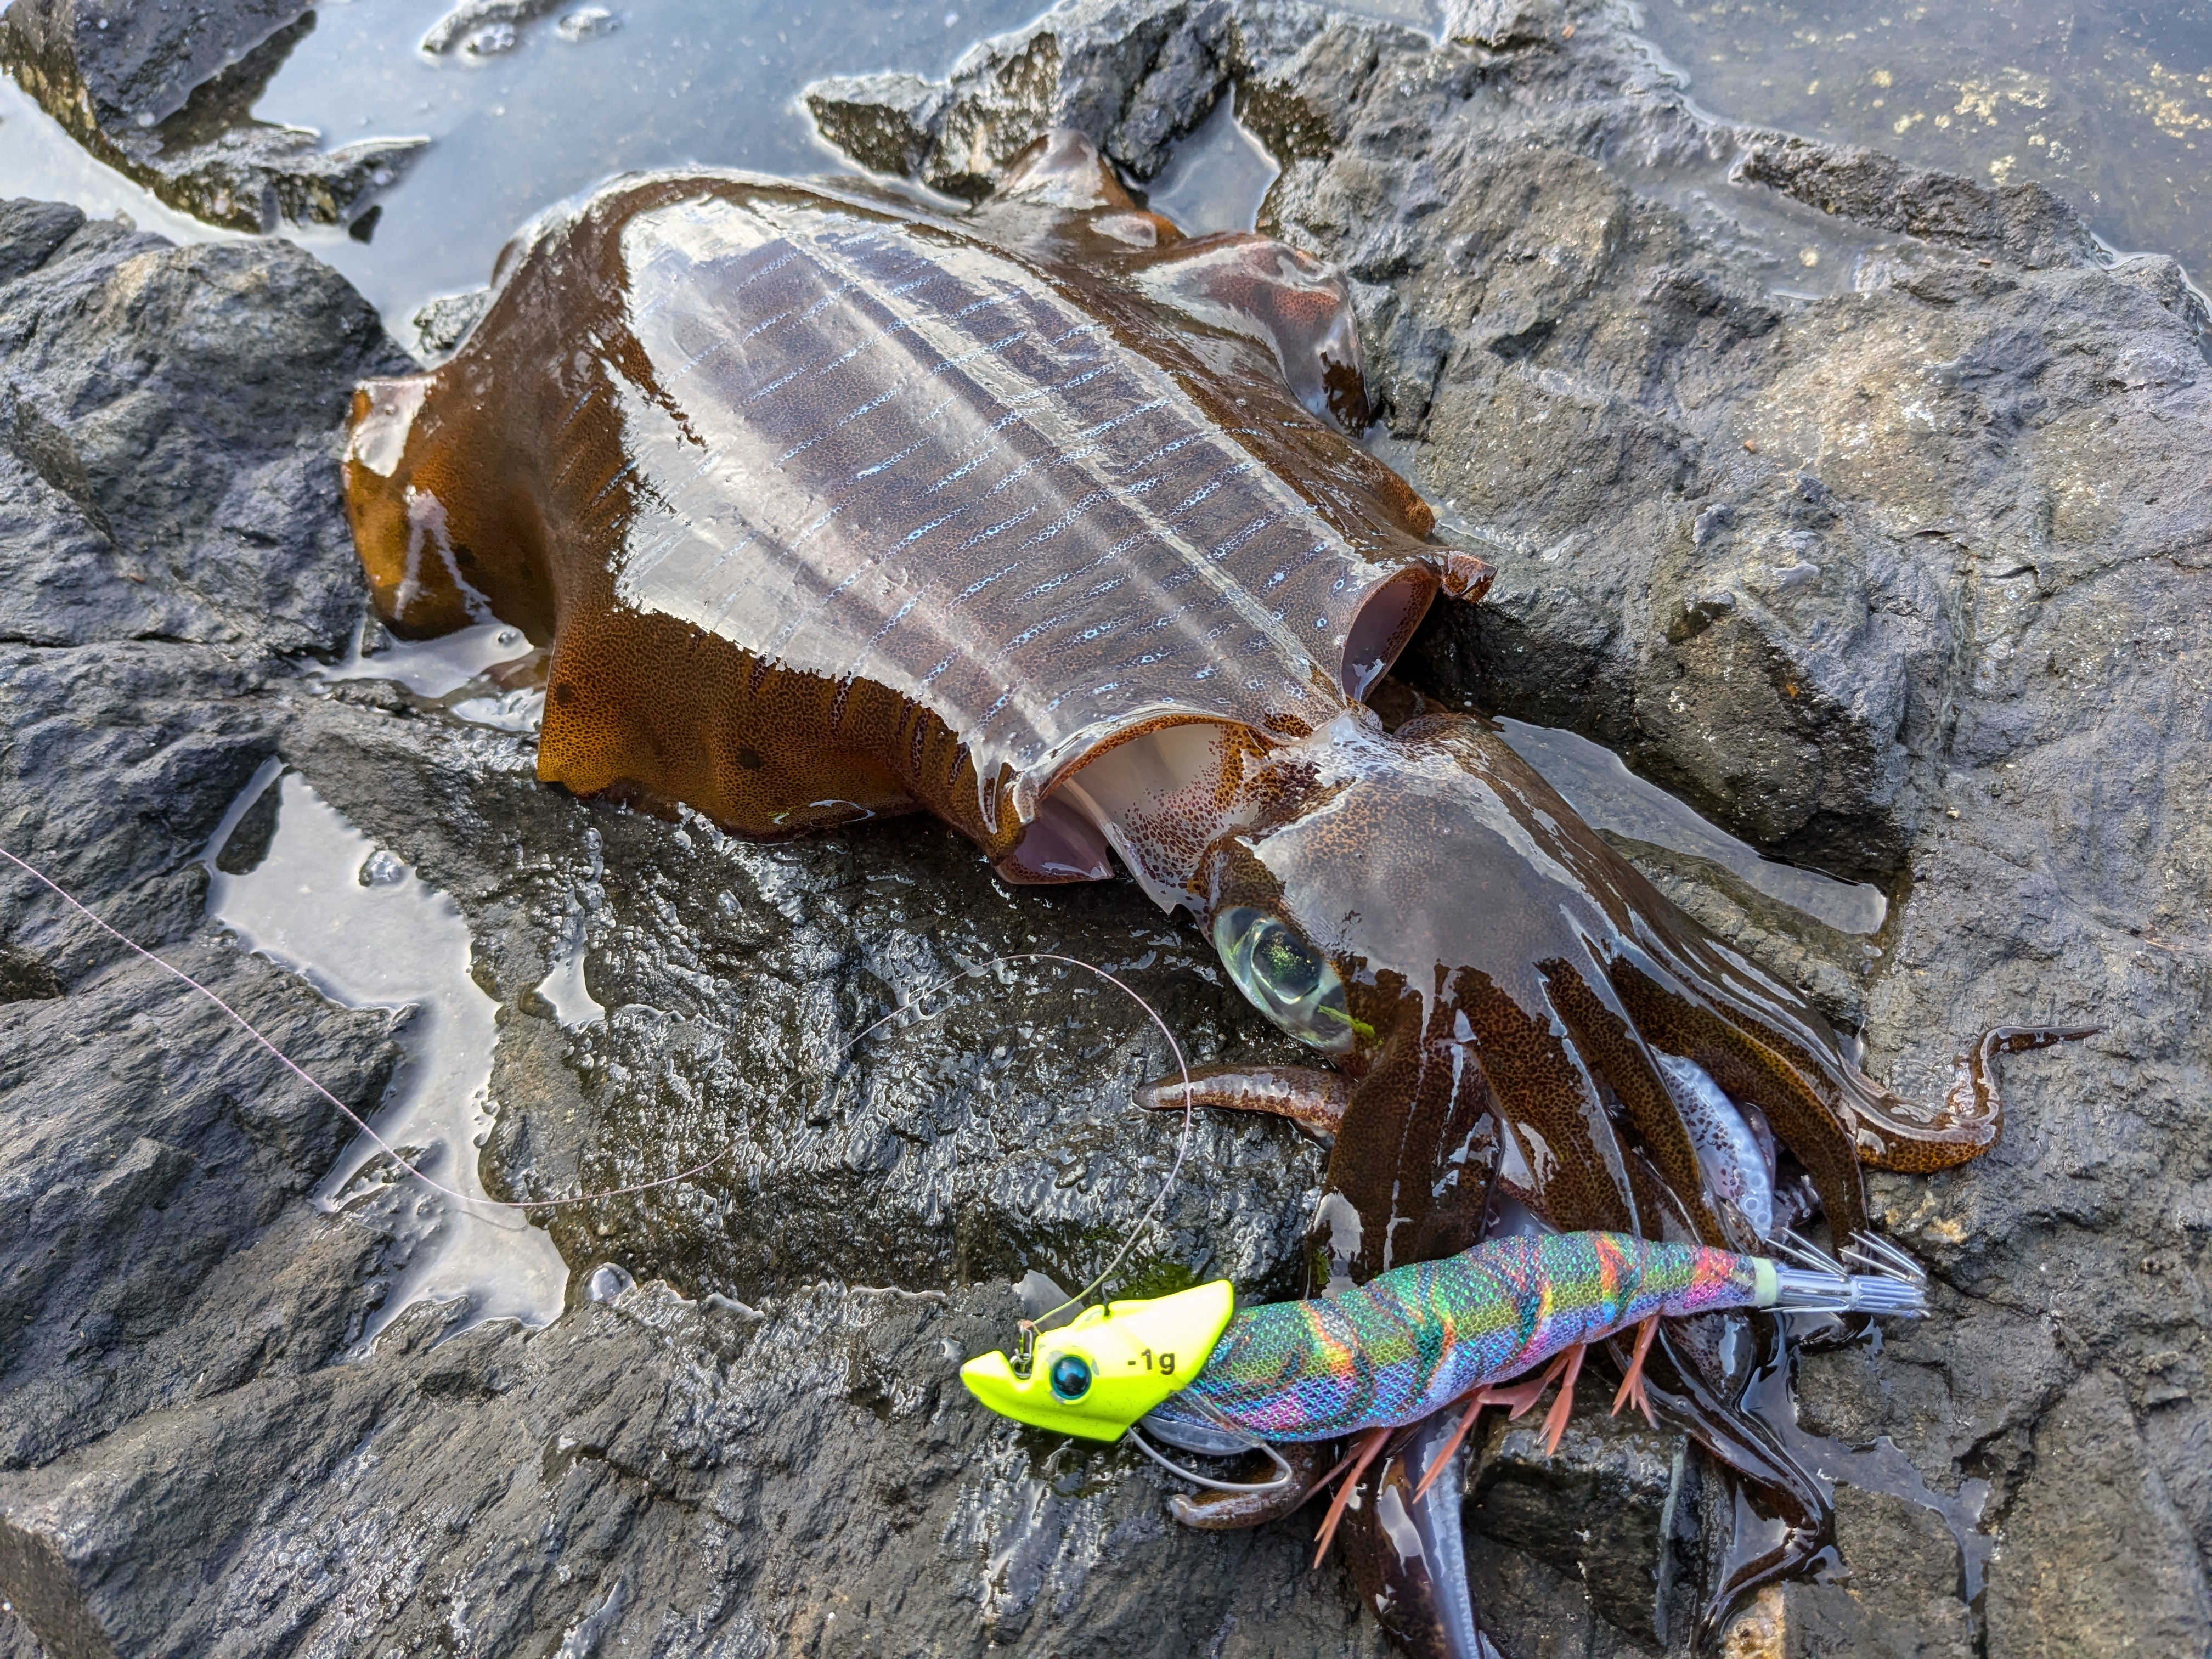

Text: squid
xmin=340 ymin=128 xmax=2088 ymax=1655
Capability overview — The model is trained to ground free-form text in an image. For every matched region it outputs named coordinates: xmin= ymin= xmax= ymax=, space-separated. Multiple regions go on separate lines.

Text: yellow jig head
xmin=960 ymin=1280 xmax=1235 ymax=1441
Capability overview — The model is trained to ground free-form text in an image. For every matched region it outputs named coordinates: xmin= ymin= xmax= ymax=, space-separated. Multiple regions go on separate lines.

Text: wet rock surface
xmin=0 ymin=200 xmax=400 ymax=651
xmin=0 ymin=0 xmax=422 ymax=235
xmin=4 ymin=1 xmax=2211 ymax=1656
xmin=806 ymin=0 xmax=1329 ymax=201
xmin=0 ymin=184 xmax=1349 ymax=1659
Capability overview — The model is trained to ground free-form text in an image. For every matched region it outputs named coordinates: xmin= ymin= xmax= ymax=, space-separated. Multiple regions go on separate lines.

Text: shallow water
xmin=1637 ymin=0 xmax=2212 ymax=279
xmin=0 ymin=0 xmax=1360 ymax=331
xmin=6 ymin=0 xmax=2197 ymax=328
xmin=0 ymin=71 xmax=252 ymax=246
xmin=321 ymin=616 xmax=534 ymax=698
xmin=204 ymin=761 xmax=569 ymax=1336
xmin=1140 ymin=93 xmax=1282 ymax=237
xmin=1497 ymin=719 xmax=1887 ymax=934
xmin=245 ymin=0 xmax=1068 ymax=324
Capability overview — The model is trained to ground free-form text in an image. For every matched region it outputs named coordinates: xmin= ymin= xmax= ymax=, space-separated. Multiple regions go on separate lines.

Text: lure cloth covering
xmin=1159 ymin=1231 xmax=1760 ymax=1442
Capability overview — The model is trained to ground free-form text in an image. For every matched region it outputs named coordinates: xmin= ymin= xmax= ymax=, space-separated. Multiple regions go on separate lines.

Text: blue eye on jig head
xmin=1049 ymin=1354 xmax=1092 ymax=1399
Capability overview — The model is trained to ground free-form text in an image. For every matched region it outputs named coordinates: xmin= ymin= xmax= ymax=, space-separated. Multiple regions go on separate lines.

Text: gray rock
xmin=1441 ymin=0 xmax=1564 ymax=51
xmin=802 ymin=0 xmax=1327 ymax=200
xmin=417 ymin=0 xmax=561 ymax=57
xmin=1981 ymin=1371 xmax=2212 ymax=1653
xmin=0 ymin=199 xmax=408 ymax=653
xmin=556 ymin=8 xmax=619 ymax=44
xmin=805 ymin=71 xmax=948 ymax=179
xmin=1471 ymin=1408 xmax=1699 ymax=1649
xmin=2 ymin=0 xmax=304 ymax=132
xmin=0 ymin=1 xmax=424 ymax=235
xmin=0 ymin=1608 xmax=50 ymax=1659
xmin=0 ymin=202 xmax=83 ymax=290
xmin=408 ymin=287 xmax=493 ymax=361
xmin=1737 ymin=138 xmax=2104 ymax=271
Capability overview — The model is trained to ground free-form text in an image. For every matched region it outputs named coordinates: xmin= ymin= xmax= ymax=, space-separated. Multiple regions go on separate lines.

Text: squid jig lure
xmin=961 ymin=1227 xmax=1929 ymax=1541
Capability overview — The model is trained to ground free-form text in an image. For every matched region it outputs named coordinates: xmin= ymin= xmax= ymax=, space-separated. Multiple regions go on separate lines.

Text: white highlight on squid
xmin=1654 ymin=1051 xmax=1776 ymax=1240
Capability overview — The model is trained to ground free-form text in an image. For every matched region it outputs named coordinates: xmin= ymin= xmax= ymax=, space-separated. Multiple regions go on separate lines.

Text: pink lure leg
xmin=1410 ymin=1391 xmax=1494 ymax=1503
xmin=1484 ymin=1348 xmax=1573 ymax=1421
xmin=1312 ymin=1425 xmax=1392 ymax=1567
xmin=1539 ymin=1343 xmax=1587 ymax=1457
xmin=1610 ymin=1316 xmax=1661 ymax=1427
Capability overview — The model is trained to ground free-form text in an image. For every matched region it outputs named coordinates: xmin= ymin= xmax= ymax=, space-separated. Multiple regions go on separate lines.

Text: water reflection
xmin=245 ymin=0 xmax=1058 ymax=325
xmin=0 ymin=72 xmax=249 ymax=248
xmin=1498 ymin=718 xmax=1888 ymax=934
xmin=203 ymin=763 xmax=569 ymax=1338
xmin=1638 ymin=0 xmax=2212 ymax=279
xmin=1 ymin=0 xmax=1437 ymax=330
xmin=1142 ymin=94 xmax=1282 ymax=235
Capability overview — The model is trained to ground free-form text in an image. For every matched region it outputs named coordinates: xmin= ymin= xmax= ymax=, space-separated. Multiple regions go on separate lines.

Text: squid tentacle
xmin=1858 ymin=1022 xmax=2102 ymax=1173
xmin=1166 ymin=1440 xmax=1334 ymax=1531
xmin=1133 ymin=1062 xmax=1350 ymax=1143
xmin=1608 ymin=958 xmax=1872 ymax=1246
xmin=1542 ymin=962 xmax=1722 ymax=1246
xmin=1342 ymin=1417 xmax=1500 ymax=1659
xmin=1651 ymin=1313 xmax=1841 ymax=1646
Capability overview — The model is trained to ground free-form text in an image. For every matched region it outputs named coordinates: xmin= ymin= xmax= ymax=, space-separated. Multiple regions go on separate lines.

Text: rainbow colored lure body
xmin=963 ymin=1229 xmax=1923 ymax=1655
xmin=1161 ymin=1232 xmax=1766 ymax=1444
xmin=964 ymin=1229 xmax=1924 ymax=1451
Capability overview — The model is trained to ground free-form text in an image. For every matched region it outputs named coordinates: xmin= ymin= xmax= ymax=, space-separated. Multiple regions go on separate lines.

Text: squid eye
xmin=1212 ymin=906 xmax=1362 ymax=1054
xmin=1252 ymin=922 xmax=1323 ymax=1000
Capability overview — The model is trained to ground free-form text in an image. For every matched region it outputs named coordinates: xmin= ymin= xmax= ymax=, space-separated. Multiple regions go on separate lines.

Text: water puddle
xmin=1737 ymin=1324 xmax=1996 ymax=1645
xmin=2 ymin=0 xmax=1438 ymax=332
xmin=320 ymin=622 xmax=592 ymax=1020
xmin=322 ymin=617 xmax=528 ymax=696
xmin=319 ymin=617 xmax=550 ymax=732
xmin=0 ymin=74 xmax=243 ymax=249
xmin=202 ymin=759 xmax=568 ymax=1338
xmin=1601 ymin=131 xmax=1933 ymax=301
xmin=534 ymin=823 xmax=607 ymax=1036
xmin=1634 ymin=0 xmax=2212 ymax=285
xmin=1498 ymin=717 xmax=1887 ymax=935
xmin=243 ymin=0 xmax=1081 ymax=323
xmin=535 ymin=918 xmax=604 ymax=1028
xmin=1143 ymin=95 xmax=1281 ymax=235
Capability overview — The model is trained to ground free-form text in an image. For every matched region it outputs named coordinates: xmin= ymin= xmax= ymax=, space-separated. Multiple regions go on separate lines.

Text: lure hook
xmin=1124 ymin=1424 xmax=1295 ymax=1496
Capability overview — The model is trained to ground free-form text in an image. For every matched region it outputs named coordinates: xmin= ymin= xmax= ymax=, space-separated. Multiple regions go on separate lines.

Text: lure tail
xmin=1764 ymin=1230 xmax=1927 ymax=1318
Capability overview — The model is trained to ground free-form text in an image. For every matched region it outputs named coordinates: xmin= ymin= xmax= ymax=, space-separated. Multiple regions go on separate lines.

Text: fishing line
xmin=0 ymin=842 xmax=1197 ymax=1312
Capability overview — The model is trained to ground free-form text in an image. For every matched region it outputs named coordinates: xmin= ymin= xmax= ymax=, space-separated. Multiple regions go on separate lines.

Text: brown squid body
xmin=343 ymin=132 xmax=2039 ymax=1657
xmin=346 ymin=133 xmax=1446 ymax=862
